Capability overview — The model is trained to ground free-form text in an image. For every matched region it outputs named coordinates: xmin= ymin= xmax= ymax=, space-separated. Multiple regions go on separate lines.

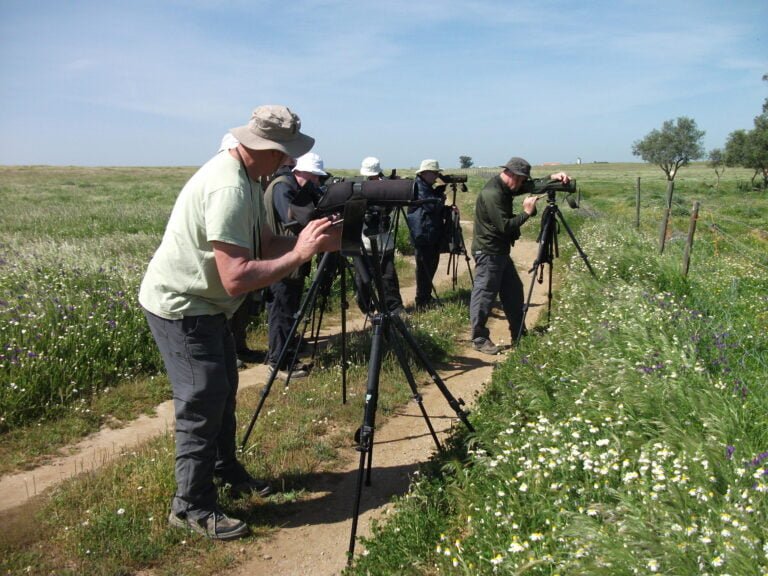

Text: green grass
xmin=1 ymin=162 xmax=766 ymax=575
xmin=350 ymin=168 xmax=768 ymax=575
xmin=0 ymin=297 xmax=471 ymax=575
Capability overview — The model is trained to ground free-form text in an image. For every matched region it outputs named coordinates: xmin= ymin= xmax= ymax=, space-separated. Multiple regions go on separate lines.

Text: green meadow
xmin=1 ymin=162 xmax=766 ymax=575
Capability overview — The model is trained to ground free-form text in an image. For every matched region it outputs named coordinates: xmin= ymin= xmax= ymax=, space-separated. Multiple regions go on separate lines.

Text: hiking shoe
xmin=268 ymin=364 xmax=309 ymax=381
xmin=390 ymin=305 xmax=407 ymax=318
xmin=473 ymin=338 xmax=500 ymax=355
xmin=168 ymin=510 xmax=249 ymax=541
xmin=227 ymin=476 xmax=273 ymax=499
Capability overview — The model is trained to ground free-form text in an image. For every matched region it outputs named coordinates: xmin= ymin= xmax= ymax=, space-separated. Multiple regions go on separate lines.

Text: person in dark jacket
xmin=469 ymin=157 xmax=570 ymax=355
xmin=264 ymin=152 xmax=327 ymax=380
xmin=354 ymin=156 xmax=405 ymax=316
xmin=406 ymin=159 xmax=447 ymax=309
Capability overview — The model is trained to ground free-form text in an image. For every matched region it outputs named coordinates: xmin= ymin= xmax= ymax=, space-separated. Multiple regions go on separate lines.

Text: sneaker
xmin=268 ymin=364 xmax=309 ymax=381
xmin=390 ymin=305 xmax=407 ymax=317
xmin=227 ymin=476 xmax=273 ymax=499
xmin=473 ymin=338 xmax=500 ymax=355
xmin=168 ymin=509 xmax=249 ymax=541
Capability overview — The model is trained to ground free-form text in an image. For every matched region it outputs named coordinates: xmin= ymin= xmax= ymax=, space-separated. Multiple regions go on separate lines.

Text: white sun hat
xmin=293 ymin=152 xmax=327 ymax=176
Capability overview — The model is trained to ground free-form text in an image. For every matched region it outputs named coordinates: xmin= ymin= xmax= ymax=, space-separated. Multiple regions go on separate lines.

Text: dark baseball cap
xmin=501 ymin=157 xmax=531 ymax=178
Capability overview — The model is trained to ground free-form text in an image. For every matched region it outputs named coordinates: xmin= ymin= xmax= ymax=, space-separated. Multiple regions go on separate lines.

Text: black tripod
xmin=347 ymin=238 xmax=474 ymax=562
xmin=444 ymin=182 xmax=474 ymax=290
xmin=518 ymin=189 xmax=596 ymax=341
xmin=239 ymin=251 xmax=355 ymax=450
xmin=306 ymin=252 xmax=354 ymax=367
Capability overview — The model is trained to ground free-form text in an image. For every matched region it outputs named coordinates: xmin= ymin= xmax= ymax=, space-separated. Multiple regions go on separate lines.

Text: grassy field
xmin=0 ymin=162 xmax=766 ymax=574
xmin=351 ymin=165 xmax=768 ymax=575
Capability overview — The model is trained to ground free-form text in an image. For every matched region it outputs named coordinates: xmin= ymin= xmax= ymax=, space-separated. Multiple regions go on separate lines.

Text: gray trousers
xmin=469 ymin=252 xmax=525 ymax=343
xmin=144 ymin=310 xmax=244 ymax=519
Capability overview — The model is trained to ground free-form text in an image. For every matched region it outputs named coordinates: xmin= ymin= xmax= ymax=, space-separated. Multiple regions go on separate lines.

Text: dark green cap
xmin=501 ymin=157 xmax=531 ymax=178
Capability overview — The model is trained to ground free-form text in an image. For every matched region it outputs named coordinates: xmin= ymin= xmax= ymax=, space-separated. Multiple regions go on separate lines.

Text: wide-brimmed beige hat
xmin=416 ymin=159 xmax=442 ymax=174
xmin=230 ymin=105 xmax=314 ymax=157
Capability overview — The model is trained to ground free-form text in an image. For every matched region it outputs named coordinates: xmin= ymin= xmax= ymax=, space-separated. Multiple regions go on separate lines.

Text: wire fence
xmin=634 ymin=179 xmax=768 ymax=274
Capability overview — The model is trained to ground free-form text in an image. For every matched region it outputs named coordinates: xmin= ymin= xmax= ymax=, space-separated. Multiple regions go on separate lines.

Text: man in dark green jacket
xmin=469 ymin=157 xmax=570 ymax=354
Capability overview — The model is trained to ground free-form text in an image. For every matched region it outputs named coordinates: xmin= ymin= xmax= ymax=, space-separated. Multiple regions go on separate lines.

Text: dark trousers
xmin=353 ymin=250 xmax=403 ymax=313
xmin=228 ymin=293 xmax=251 ymax=351
xmin=144 ymin=310 xmax=245 ymax=519
xmin=469 ymin=252 xmax=525 ymax=343
xmin=414 ymin=244 xmax=440 ymax=306
xmin=267 ymin=278 xmax=305 ymax=369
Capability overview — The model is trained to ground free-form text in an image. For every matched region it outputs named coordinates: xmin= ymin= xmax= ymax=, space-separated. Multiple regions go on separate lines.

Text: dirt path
xmin=0 ymin=238 xmax=547 ymax=575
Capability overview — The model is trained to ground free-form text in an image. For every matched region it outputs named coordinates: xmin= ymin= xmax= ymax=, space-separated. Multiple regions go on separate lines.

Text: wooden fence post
xmin=666 ymin=180 xmax=674 ymax=209
xmin=635 ymin=177 xmax=641 ymax=229
xmin=659 ymin=180 xmax=674 ymax=253
xmin=682 ymin=201 xmax=700 ymax=277
xmin=659 ymin=208 xmax=670 ymax=254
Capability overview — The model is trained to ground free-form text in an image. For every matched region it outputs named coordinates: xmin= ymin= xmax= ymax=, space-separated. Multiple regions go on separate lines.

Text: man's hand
xmin=522 ymin=195 xmax=540 ymax=216
xmin=212 ymin=218 xmax=341 ymax=297
xmin=549 ymin=171 xmax=571 ymax=184
xmin=293 ymin=217 xmax=341 ymax=262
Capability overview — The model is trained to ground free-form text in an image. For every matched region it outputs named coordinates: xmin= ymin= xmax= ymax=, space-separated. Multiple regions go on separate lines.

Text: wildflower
xmin=647 ymin=558 xmax=659 ymax=572
xmin=490 ymin=554 xmax=504 ymax=565
xmin=529 ymin=532 xmax=544 ymax=541
xmin=116 ymin=508 xmax=125 ymax=515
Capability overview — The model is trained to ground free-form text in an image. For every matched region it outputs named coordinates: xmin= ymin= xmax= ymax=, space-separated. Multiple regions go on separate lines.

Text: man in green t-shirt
xmin=139 ymin=105 xmax=339 ymax=541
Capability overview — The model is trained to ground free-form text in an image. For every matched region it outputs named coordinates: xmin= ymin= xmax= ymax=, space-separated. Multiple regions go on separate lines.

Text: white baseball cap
xmin=293 ymin=152 xmax=327 ymax=176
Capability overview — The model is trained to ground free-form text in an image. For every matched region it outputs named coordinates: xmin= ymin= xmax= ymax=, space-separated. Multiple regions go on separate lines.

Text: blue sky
xmin=0 ymin=0 xmax=765 ymax=170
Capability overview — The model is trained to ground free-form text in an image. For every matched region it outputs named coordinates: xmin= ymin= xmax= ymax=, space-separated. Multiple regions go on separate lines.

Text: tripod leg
xmin=519 ymin=259 xmax=543 ymax=341
xmin=383 ymin=320 xmax=442 ymax=451
xmin=518 ymin=205 xmax=560 ymax=340
xmin=445 ymin=251 xmax=456 ymax=290
xmin=546 ymin=262 xmax=554 ymax=325
xmin=455 ymin=224 xmax=474 ymax=286
xmin=348 ymin=313 xmax=385 ymax=561
xmin=340 ymin=260 xmax=348 ymax=404
xmin=464 ymin=250 xmax=474 ymax=285
xmin=390 ymin=314 xmax=474 ymax=432
xmin=554 ymin=207 xmax=596 ymax=277
xmin=309 ymin=291 xmax=326 ymax=361
xmin=240 ymin=252 xmax=333 ymax=449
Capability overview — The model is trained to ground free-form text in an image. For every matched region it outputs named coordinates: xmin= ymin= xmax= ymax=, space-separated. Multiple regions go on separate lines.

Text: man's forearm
xmin=239 ymin=250 xmax=304 ymax=293
xmin=261 ymin=234 xmax=297 ymax=260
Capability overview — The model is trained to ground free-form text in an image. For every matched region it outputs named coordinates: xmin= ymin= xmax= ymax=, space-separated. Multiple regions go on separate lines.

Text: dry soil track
xmin=0 ymin=238 xmax=548 ymax=575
